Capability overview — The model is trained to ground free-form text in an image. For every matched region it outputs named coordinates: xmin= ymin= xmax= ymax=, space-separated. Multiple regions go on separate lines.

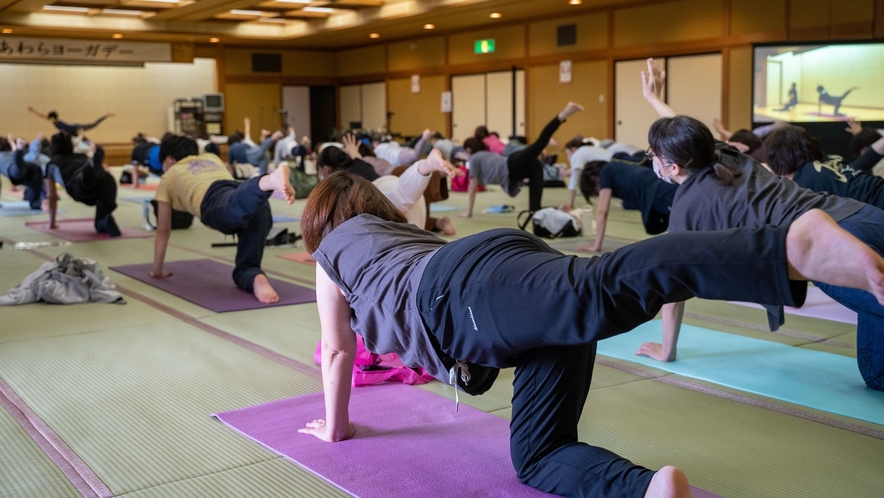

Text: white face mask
xmin=653 ymin=160 xmax=673 ymax=184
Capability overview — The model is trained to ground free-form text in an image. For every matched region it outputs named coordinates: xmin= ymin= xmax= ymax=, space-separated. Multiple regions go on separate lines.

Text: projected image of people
xmin=754 ymin=43 xmax=884 ymax=123
xmin=817 ymin=84 xmax=859 ymax=116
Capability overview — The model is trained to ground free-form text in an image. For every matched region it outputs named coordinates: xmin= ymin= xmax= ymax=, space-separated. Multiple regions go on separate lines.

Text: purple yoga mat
xmin=25 ymin=218 xmax=152 ymax=242
xmin=110 ymin=259 xmax=315 ymax=313
xmin=729 ymin=286 xmax=857 ymax=325
xmin=213 ymin=384 xmax=721 ymax=498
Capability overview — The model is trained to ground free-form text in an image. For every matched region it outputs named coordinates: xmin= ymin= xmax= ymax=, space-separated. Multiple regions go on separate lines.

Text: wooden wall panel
xmin=224 ymin=48 xmax=335 ymax=77
xmin=448 ymin=25 xmax=525 ymax=66
xmin=528 ymin=12 xmax=608 ymax=57
xmin=336 ymin=45 xmax=386 ymax=77
xmin=614 ymin=0 xmax=724 ymax=47
xmin=789 ymin=0 xmax=830 ymax=30
xmin=387 ymin=75 xmax=447 ymax=137
xmin=727 ymin=47 xmax=753 ymax=132
xmin=223 ymin=82 xmax=282 ymax=138
xmin=387 ymin=37 xmax=446 ymax=72
xmin=528 ymin=61 xmax=607 ymax=145
xmin=731 ymin=0 xmax=787 ymax=35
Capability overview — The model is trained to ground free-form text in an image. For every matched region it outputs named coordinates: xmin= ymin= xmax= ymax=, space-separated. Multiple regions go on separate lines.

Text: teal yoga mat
xmin=597 ymin=321 xmax=884 ymax=425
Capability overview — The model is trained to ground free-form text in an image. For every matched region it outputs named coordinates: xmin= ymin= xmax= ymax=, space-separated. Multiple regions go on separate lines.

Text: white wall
xmin=0 ymin=58 xmax=216 ymax=143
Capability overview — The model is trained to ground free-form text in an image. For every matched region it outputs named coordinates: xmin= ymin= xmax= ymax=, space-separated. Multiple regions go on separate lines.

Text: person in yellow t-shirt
xmin=150 ymin=135 xmax=295 ymax=303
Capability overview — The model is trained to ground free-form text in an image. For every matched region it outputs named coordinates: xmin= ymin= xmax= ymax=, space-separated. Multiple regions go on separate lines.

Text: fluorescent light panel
xmin=42 ymin=5 xmax=90 ymax=12
xmin=103 ymin=8 xmax=142 ymax=15
xmin=302 ymin=6 xmax=332 ymax=12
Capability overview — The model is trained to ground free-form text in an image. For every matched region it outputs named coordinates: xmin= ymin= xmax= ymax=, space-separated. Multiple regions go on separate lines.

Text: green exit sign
xmin=474 ymin=39 xmax=495 ymax=54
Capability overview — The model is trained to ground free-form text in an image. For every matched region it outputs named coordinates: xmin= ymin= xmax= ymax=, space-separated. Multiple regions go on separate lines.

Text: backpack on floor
xmin=518 ymin=207 xmax=581 ymax=239
xmin=146 ymin=199 xmax=194 ymax=230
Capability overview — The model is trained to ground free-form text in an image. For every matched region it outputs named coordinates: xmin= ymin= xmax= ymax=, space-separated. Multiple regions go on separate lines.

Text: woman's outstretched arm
xmin=300 ymin=265 xmax=357 ymax=442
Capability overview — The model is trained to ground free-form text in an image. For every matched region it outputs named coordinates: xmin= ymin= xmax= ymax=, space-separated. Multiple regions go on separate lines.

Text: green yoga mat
xmin=597 ymin=321 xmax=884 ymax=425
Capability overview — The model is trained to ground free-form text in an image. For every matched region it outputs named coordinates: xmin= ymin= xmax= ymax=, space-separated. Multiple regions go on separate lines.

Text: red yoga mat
xmin=25 ymin=219 xmax=152 ymax=242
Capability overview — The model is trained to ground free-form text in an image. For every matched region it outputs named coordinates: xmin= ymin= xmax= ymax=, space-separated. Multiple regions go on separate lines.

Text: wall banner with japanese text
xmin=0 ymin=37 xmax=171 ymax=64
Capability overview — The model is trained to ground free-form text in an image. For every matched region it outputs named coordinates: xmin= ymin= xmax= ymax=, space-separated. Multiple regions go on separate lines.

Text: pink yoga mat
xmin=729 ymin=286 xmax=857 ymax=325
xmin=213 ymin=383 xmax=721 ymax=498
xmin=110 ymin=259 xmax=315 ymax=313
xmin=25 ymin=219 xmax=152 ymax=242
xmin=278 ymin=252 xmax=316 ymax=266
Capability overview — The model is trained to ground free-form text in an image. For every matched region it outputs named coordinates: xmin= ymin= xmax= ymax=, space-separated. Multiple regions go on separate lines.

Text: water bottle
xmin=142 ymin=199 xmax=156 ymax=231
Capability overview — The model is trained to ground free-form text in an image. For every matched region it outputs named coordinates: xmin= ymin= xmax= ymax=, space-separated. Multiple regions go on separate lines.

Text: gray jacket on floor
xmin=0 ymin=253 xmax=125 ymax=305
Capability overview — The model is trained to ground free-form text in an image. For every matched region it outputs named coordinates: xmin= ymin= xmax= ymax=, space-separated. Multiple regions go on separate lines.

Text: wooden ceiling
xmin=0 ymin=0 xmax=627 ymax=49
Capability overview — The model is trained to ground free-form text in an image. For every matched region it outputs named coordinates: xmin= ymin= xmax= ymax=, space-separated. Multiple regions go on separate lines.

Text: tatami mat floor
xmin=1 ymin=173 xmax=882 ymax=497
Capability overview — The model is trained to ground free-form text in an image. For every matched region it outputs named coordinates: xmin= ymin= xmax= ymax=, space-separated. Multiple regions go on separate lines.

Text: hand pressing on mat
xmin=635 ymin=342 xmax=675 ymax=362
xmin=299 ymin=418 xmax=355 ymax=443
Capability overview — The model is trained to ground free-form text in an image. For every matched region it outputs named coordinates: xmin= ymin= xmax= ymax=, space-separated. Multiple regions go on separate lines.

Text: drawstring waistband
xmin=448 ymin=361 xmax=471 ymax=412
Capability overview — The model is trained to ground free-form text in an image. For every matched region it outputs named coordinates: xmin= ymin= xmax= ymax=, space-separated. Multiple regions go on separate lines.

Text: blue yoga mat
xmin=0 ymin=201 xmax=63 ymax=217
xmin=597 ymin=321 xmax=884 ymax=425
xmin=429 ymin=204 xmax=459 ymax=213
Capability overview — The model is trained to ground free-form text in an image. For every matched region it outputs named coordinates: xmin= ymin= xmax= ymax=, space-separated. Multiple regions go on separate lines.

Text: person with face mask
xmin=577 ymin=156 xmax=679 ymax=253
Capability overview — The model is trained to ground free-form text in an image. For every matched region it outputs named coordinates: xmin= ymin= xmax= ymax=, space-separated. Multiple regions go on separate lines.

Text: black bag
xmin=518 ymin=208 xmax=581 ymax=239
xmin=148 ymin=199 xmax=194 ymax=229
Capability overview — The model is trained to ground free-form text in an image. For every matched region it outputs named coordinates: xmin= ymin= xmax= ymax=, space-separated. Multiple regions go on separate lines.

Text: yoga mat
xmin=729 ymin=286 xmax=857 ymax=325
xmin=277 ymin=252 xmax=315 ymax=266
xmin=548 ymin=236 xmax=635 ymax=254
xmin=122 ymin=182 xmax=158 ymax=191
xmin=0 ymin=201 xmax=63 ymax=217
xmin=597 ymin=321 xmax=884 ymax=425
xmin=272 ymin=215 xmax=300 ymax=223
xmin=25 ymin=218 xmax=152 ymax=242
xmin=110 ymin=259 xmax=316 ymax=313
xmin=213 ymin=384 xmax=722 ymax=498
xmin=429 ymin=204 xmax=459 ymax=213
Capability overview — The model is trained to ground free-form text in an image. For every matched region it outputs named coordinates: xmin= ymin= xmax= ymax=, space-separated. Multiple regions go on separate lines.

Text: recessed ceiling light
xmin=302 ymin=6 xmax=332 ymax=13
xmin=103 ymin=8 xmax=142 ymax=15
xmin=209 ymin=37 xmax=220 ymax=43
xmin=423 ymin=23 xmax=435 ymax=29
xmin=568 ymin=0 xmax=582 ymax=4
xmin=369 ymin=32 xmax=380 ymax=39
xmin=489 ymin=12 xmax=502 ymax=18
xmin=112 ymin=33 xmax=124 ymax=38
xmin=42 ymin=5 xmax=90 ymax=13
xmin=1 ymin=28 xmax=12 ymax=34
xmin=230 ymin=9 xmax=263 ymax=15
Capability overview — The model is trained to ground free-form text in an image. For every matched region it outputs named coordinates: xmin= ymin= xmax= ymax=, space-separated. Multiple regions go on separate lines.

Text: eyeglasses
xmin=646 ymin=147 xmax=658 ymax=160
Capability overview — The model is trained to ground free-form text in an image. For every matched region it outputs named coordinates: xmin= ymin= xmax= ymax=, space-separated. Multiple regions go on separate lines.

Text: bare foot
xmin=259 ymin=162 xmax=295 ymax=204
xmin=644 ymin=466 xmax=692 ymax=498
xmin=558 ymin=102 xmax=584 ymax=122
xmin=253 ymin=274 xmax=279 ymax=303
xmin=435 ymin=216 xmax=456 ymax=235
xmin=786 ymin=209 xmax=884 ymax=305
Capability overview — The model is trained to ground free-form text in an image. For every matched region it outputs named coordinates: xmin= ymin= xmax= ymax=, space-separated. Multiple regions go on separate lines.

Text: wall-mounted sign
xmin=411 ymin=74 xmax=420 ymax=93
xmin=0 ymin=37 xmax=172 ymax=64
xmin=474 ymin=39 xmax=495 ymax=54
xmin=441 ymin=91 xmax=452 ymax=113
xmin=559 ymin=60 xmax=572 ymax=83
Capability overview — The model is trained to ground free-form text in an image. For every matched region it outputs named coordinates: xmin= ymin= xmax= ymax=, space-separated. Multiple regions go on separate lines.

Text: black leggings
xmin=418 ymin=225 xmax=803 ymax=497
xmin=507 ymin=116 xmax=562 ymax=211
xmin=12 ymin=150 xmax=45 ymax=210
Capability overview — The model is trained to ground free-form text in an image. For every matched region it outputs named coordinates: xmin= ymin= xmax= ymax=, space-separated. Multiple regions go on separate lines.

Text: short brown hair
xmin=302 ymin=171 xmax=407 ymax=253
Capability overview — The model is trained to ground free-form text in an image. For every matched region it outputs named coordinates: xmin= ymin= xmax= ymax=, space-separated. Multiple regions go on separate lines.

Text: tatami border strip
xmin=595 ymin=358 xmax=884 ymax=441
xmin=113 ymin=283 xmax=322 ymax=380
xmin=683 ymin=311 xmax=856 ymax=349
xmin=0 ymin=377 xmax=114 ymax=498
